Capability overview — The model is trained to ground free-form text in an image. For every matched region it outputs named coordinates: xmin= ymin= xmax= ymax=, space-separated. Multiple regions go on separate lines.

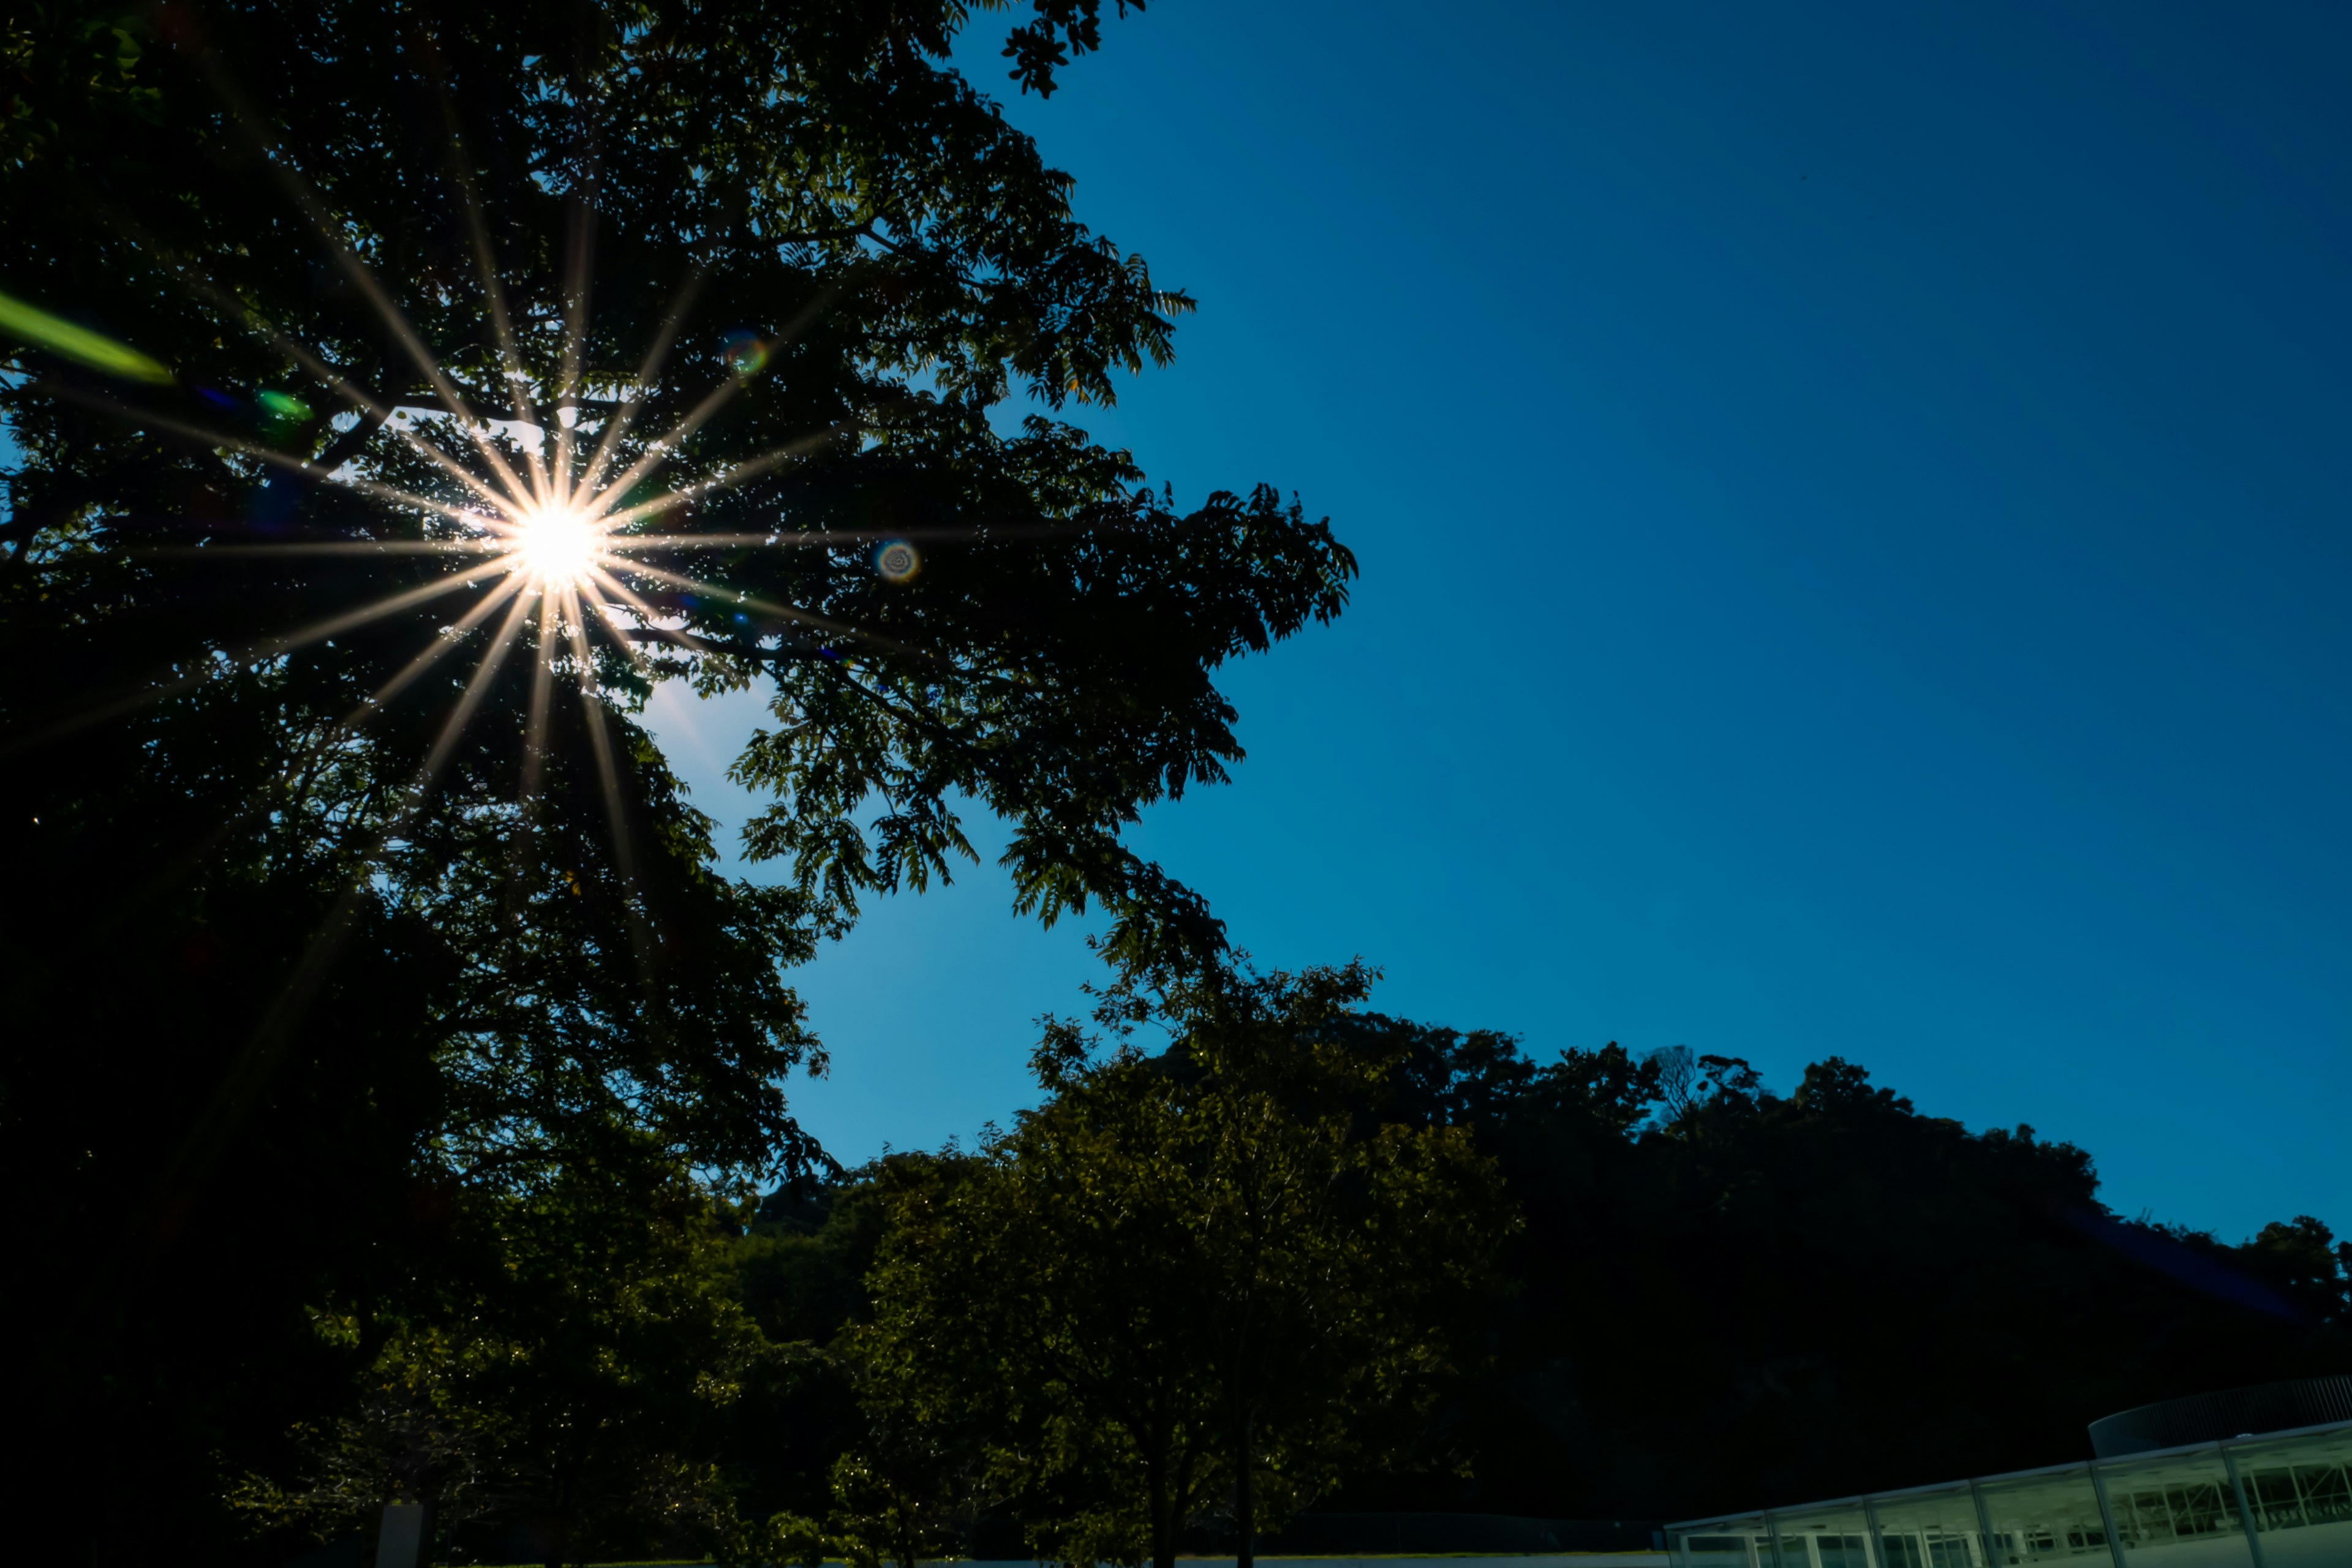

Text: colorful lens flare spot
xmin=0 ymin=288 xmax=172 ymax=383
xmin=873 ymin=540 xmax=920 ymax=583
xmin=257 ymin=390 xmax=314 ymax=420
xmin=720 ymin=331 xmax=769 ymax=377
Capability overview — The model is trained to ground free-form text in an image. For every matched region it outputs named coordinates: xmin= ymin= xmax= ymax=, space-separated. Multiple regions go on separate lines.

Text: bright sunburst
xmin=2 ymin=13 xmax=1084 ymax=1037
xmin=23 ymin=113 xmax=902 ymax=947
xmin=508 ymin=502 xmax=603 ymax=587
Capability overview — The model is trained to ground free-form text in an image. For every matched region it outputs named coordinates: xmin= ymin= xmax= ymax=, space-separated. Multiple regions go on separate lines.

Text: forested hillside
xmin=724 ymin=1023 xmax=2349 ymax=1537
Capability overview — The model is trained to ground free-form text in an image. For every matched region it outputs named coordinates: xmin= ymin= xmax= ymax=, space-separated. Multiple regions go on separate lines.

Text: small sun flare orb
xmin=512 ymin=503 xmax=600 ymax=586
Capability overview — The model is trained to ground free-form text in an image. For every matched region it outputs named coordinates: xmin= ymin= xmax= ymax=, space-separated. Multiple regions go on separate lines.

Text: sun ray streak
xmin=576 ymin=568 xmax=676 ymax=671
xmin=360 ymin=571 xmax=534 ymax=717
xmin=573 ymin=274 xmax=848 ymax=514
xmin=139 ymin=576 xmax=536 ymax=1247
xmin=560 ymin=587 xmax=660 ymax=985
xmin=264 ymin=175 xmax=537 ymax=509
xmin=253 ymin=559 xmax=522 ymax=654
xmin=518 ymin=598 xmax=560 ymax=815
xmin=619 ymin=559 xmax=910 ymax=655
xmin=0 ymin=557 xmax=517 ymax=758
xmin=584 ymin=564 xmax=869 ymax=682
xmin=213 ymin=577 xmax=533 ymax=833
xmin=401 ymin=9 xmax=554 ymax=507
xmin=583 ymin=603 xmax=657 ymax=677
xmin=172 ymin=273 xmax=526 ymax=514
xmin=186 ymin=46 xmax=542 ymax=507
xmin=584 ymin=564 xmax=694 ymax=636
xmin=586 ymin=427 xmax=846 ymax=530
xmin=581 ymin=579 xmax=733 ymax=671
xmin=571 ymin=266 xmax=705 ymax=505
xmin=273 ymin=222 xmax=535 ymax=507
xmin=280 ymin=363 xmax=520 ymax=514
xmin=51 ymin=570 xmax=533 ymax=1010
xmin=56 ymin=189 xmax=507 ymax=507
xmin=500 ymin=601 xmax=564 ymax=921
xmin=599 ymin=521 xmax=1093 ymax=551
xmin=438 ymin=127 xmax=550 ymax=503
xmin=573 ymin=374 xmax=752 ymax=521
xmin=137 ymin=540 xmax=505 ymax=559
xmin=41 ymin=381 xmax=503 ymax=530
xmin=552 ymin=188 xmax=597 ymax=502
xmin=413 ymin=581 xmax=537 ymax=788
xmin=52 ymin=58 xmax=960 ymax=1246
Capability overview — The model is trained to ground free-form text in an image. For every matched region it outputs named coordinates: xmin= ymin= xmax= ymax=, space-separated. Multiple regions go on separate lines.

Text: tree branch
xmin=307 ymin=401 xmax=398 ymax=475
xmin=621 ymin=628 xmax=834 ymax=662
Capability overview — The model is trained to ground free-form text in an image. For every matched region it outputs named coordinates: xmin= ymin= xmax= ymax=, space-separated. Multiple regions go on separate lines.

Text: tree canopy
xmin=0 ymin=2 xmax=1351 ymax=1561
xmin=840 ymin=963 xmax=1513 ymax=1568
xmin=1307 ymin=1025 xmax=2352 ymax=1518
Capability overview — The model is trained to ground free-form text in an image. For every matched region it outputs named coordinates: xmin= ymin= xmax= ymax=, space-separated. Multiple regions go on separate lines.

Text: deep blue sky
xmin=648 ymin=1 xmax=2352 ymax=1242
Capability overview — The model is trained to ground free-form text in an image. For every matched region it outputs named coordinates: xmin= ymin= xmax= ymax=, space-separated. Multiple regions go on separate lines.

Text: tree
xmin=853 ymin=963 xmax=1515 ymax=1568
xmin=1297 ymin=1025 xmax=2352 ymax=1522
xmin=1644 ymin=1042 xmax=1700 ymax=1121
xmin=232 ymin=1152 xmax=774 ymax=1568
xmin=0 ymin=2 xmax=1352 ymax=1560
xmin=3 ymin=0 xmax=1352 ymax=965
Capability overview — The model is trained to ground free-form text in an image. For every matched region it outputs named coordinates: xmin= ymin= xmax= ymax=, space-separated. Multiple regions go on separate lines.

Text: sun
xmin=511 ymin=503 xmax=602 ymax=586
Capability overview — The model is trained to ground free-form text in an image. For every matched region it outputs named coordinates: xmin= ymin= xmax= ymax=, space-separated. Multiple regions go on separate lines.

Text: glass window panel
xmin=2095 ymin=1450 xmax=2250 ymax=1568
xmin=1819 ymin=1535 xmax=1872 ymax=1568
xmin=2242 ymin=1467 xmax=2302 ymax=1531
xmin=1977 ymin=1468 xmax=2114 ymax=1567
xmin=2220 ymin=1428 xmax=2352 ymax=1568
xmin=2294 ymin=1463 xmax=2351 ymax=1525
xmin=1775 ymin=1506 xmax=1871 ymax=1568
xmin=1874 ymin=1486 xmax=1991 ymax=1568
xmin=1677 ymin=1520 xmax=1766 ymax=1568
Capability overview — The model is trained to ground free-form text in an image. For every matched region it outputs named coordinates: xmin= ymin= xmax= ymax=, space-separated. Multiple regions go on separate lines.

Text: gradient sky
xmin=646 ymin=1 xmax=2352 ymax=1242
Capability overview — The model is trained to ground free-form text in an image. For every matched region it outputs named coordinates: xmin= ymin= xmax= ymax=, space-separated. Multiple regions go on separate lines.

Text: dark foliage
xmin=1316 ymin=1021 xmax=2352 ymax=1520
xmin=715 ymin=1023 xmax=2349 ymax=1540
xmin=0 ymin=1 xmax=1349 ymax=1562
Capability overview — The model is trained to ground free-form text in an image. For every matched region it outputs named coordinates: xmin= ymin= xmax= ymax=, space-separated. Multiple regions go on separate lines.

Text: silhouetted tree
xmin=1311 ymin=1030 xmax=2352 ymax=1520
xmin=0 ymin=2 xmax=1349 ymax=1561
xmin=851 ymin=964 xmax=1513 ymax=1568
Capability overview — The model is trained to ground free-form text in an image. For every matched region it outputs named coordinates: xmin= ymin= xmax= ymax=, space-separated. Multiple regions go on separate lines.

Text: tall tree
xmin=853 ymin=964 xmax=1513 ymax=1568
xmin=236 ymin=1154 xmax=770 ymax=1568
xmin=0 ymin=3 xmax=1352 ymax=1561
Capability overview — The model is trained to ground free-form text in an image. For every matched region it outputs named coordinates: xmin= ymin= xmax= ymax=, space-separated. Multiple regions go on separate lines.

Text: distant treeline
xmin=718 ymin=1016 xmax=2350 ymax=1541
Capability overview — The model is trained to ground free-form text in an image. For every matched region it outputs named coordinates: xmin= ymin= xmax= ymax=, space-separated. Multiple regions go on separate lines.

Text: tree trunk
xmin=1149 ymin=1458 xmax=1175 ymax=1568
xmin=1234 ymin=1410 xmax=1256 ymax=1568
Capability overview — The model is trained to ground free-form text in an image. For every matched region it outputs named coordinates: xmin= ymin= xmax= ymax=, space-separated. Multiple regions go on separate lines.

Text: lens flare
xmin=874 ymin=539 xmax=919 ymax=582
xmin=513 ymin=504 xmax=601 ymax=585
xmin=721 ymin=330 xmax=769 ymax=377
xmin=0 ymin=287 xmax=173 ymax=383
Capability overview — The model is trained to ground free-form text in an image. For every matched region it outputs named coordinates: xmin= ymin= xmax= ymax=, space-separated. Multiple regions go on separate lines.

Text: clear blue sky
xmin=648 ymin=0 xmax=2352 ymax=1242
